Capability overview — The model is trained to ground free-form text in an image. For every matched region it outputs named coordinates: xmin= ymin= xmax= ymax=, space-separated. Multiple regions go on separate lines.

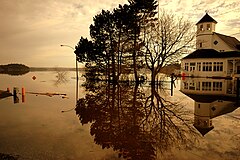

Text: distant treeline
xmin=0 ymin=63 xmax=30 ymax=76
xmin=0 ymin=64 xmax=85 ymax=76
xmin=160 ymin=63 xmax=181 ymax=75
xmin=30 ymin=67 xmax=85 ymax=72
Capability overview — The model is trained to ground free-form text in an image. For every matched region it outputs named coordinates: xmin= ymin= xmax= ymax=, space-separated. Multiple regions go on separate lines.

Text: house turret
xmin=193 ymin=102 xmax=214 ymax=136
xmin=196 ymin=13 xmax=217 ymax=50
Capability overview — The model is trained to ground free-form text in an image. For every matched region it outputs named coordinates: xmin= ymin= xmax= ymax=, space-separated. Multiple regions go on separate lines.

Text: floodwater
xmin=0 ymin=71 xmax=239 ymax=160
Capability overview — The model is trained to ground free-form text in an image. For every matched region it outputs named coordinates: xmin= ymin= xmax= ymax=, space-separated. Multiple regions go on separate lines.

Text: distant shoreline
xmin=0 ymin=63 xmax=30 ymax=75
xmin=0 ymin=63 xmax=85 ymax=76
xmin=30 ymin=67 xmax=85 ymax=72
xmin=1 ymin=63 xmax=180 ymax=75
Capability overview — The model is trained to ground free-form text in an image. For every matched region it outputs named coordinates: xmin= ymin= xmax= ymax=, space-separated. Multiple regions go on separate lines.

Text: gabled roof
xmin=193 ymin=125 xmax=214 ymax=136
xmin=196 ymin=13 xmax=217 ymax=25
xmin=179 ymin=92 xmax=237 ymax=103
xmin=217 ymin=105 xmax=239 ymax=118
xmin=182 ymin=49 xmax=240 ymax=59
xmin=214 ymin=32 xmax=240 ymax=51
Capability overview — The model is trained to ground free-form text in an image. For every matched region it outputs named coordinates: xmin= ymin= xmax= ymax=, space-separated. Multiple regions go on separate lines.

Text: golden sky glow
xmin=0 ymin=0 xmax=239 ymax=67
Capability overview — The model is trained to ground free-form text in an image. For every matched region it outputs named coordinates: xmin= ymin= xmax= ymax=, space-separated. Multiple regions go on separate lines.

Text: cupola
xmin=196 ymin=13 xmax=217 ymax=34
xmin=196 ymin=13 xmax=218 ymax=49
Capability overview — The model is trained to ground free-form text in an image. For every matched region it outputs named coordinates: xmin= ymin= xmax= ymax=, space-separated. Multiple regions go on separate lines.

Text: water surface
xmin=0 ymin=72 xmax=240 ymax=160
xmin=0 ymin=71 xmax=117 ymax=160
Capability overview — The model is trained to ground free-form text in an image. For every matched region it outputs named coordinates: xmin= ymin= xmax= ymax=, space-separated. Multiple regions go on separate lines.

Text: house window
xmin=211 ymin=107 xmax=216 ymax=111
xmin=196 ymin=119 xmax=201 ymax=126
xmin=197 ymin=62 xmax=201 ymax=71
xmin=202 ymin=82 xmax=211 ymax=91
xmin=237 ymin=66 xmax=240 ymax=74
xmin=202 ymin=62 xmax=212 ymax=71
xmin=213 ymin=82 xmax=222 ymax=91
xmin=184 ymin=82 xmax=188 ymax=89
xmin=198 ymin=104 xmax=201 ymax=108
xmin=203 ymin=120 xmax=208 ymax=127
xmin=200 ymin=24 xmax=203 ymax=31
xmin=213 ymin=62 xmax=223 ymax=71
xmin=185 ymin=63 xmax=189 ymax=71
xmin=214 ymin=40 xmax=218 ymax=45
xmin=203 ymin=62 xmax=206 ymax=71
xmin=189 ymin=83 xmax=195 ymax=90
xmin=196 ymin=82 xmax=200 ymax=90
xmin=199 ymin=42 xmax=203 ymax=48
xmin=207 ymin=24 xmax=211 ymax=30
xmin=190 ymin=62 xmax=196 ymax=71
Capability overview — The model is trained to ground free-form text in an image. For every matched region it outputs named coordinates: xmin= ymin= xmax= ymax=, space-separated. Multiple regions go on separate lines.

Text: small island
xmin=0 ymin=63 xmax=30 ymax=76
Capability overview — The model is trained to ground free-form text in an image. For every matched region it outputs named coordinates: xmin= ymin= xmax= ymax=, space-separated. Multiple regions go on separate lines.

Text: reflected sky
xmin=0 ymin=71 xmax=117 ymax=160
xmin=0 ymin=72 xmax=240 ymax=159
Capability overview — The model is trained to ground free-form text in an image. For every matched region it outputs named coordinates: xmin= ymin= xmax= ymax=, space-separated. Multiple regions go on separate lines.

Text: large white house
xmin=181 ymin=13 xmax=240 ymax=78
xmin=180 ymin=78 xmax=239 ymax=136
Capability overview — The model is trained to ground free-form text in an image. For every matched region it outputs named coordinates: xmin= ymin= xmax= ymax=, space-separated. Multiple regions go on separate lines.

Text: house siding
xmin=212 ymin=34 xmax=233 ymax=52
xmin=181 ymin=58 xmax=228 ymax=77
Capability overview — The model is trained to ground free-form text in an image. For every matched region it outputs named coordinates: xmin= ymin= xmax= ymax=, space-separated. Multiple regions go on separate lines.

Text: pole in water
xmin=237 ymin=78 xmax=240 ymax=105
xmin=170 ymin=73 xmax=174 ymax=96
xmin=13 ymin=87 xmax=18 ymax=97
xmin=22 ymin=87 xmax=26 ymax=103
xmin=13 ymin=87 xmax=19 ymax=104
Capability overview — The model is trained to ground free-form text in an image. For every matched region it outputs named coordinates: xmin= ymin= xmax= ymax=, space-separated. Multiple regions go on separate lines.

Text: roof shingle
xmin=182 ymin=49 xmax=240 ymax=59
xmin=196 ymin=13 xmax=217 ymax=25
xmin=214 ymin=32 xmax=240 ymax=51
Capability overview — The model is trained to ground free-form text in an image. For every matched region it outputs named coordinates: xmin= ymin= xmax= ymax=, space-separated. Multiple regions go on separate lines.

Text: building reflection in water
xmin=180 ymin=78 xmax=239 ymax=136
xmin=75 ymin=80 xmax=199 ymax=159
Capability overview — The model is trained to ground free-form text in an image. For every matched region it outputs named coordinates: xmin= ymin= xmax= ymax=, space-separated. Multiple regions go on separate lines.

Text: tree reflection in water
xmin=75 ymin=80 xmax=198 ymax=159
xmin=53 ymin=70 xmax=69 ymax=86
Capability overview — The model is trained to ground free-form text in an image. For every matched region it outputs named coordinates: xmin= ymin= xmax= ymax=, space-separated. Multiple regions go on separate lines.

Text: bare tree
xmin=143 ymin=11 xmax=195 ymax=82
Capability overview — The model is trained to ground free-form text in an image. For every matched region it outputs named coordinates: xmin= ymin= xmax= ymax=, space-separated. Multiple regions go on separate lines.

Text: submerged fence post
xmin=171 ymin=73 xmax=174 ymax=96
xmin=13 ymin=87 xmax=19 ymax=104
xmin=22 ymin=87 xmax=26 ymax=103
xmin=237 ymin=78 xmax=240 ymax=105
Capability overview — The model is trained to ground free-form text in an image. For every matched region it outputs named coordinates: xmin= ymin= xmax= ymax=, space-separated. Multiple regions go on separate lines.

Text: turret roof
xmin=196 ymin=13 xmax=217 ymax=25
xmin=193 ymin=125 xmax=214 ymax=136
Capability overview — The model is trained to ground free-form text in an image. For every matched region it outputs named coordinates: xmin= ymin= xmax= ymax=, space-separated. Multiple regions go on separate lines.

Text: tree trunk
xmin=133 ymin=28 xmax=139 ymax=83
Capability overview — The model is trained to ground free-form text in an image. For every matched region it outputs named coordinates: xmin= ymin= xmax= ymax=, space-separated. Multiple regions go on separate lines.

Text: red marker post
xmin=22 ymin=87 xmax=26 ymax=103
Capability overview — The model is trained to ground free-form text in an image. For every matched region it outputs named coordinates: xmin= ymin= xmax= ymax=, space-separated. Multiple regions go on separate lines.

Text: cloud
xmin=0 ymin=0 xmax=130 ymax=67
xmin=0 ymin=0 xmax=239 ymax=67
xmin=227 ymin=18 xmax=240 ymax=26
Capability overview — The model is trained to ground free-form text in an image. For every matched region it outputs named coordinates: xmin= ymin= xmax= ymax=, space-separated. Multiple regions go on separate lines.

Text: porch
xmin=227 ymin=59 xmax=240 ymax=77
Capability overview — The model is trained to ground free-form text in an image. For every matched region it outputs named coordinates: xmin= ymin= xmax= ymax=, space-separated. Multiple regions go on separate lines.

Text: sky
xmin=0 ymin=0 xmax=239 ymax=67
